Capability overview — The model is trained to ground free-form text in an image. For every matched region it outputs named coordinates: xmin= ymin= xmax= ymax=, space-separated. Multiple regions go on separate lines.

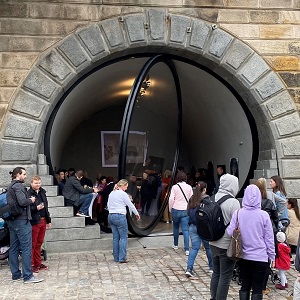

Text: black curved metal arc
xmin=118 ymin=54 xmax=163 ymax=180
xmin=118 ymin=55 xmax=183 ymax=236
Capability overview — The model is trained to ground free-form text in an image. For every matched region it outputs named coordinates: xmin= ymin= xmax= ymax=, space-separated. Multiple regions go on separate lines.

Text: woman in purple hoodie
xmin=227 ymin=185 xmax=276 ymax=300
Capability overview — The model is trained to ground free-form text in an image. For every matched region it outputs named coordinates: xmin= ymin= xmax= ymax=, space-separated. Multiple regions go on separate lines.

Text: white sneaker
xmin=76 ymin=212 xmax=86 ymax=217
xmin=172 ymin=245 xmax=178 ymax=250
xmin=185 ymin=250 xmax=189 ymax=256
xmin=209 ymin=269 xmax=213 ymax=273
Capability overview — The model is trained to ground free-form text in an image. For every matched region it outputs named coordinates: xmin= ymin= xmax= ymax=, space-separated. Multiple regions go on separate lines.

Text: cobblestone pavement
xmin=0 ymin=243 xmax=297 ymax=300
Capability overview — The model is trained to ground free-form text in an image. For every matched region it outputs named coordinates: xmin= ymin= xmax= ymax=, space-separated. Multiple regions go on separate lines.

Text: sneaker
xmin=185 ymin=269 xmax=196 ymax=278
xmin=172 ymin=245 xmax=178 ymax=250
xmin=291 ymin=260 xmax=295 ymax=266
xmin=262 ymin=288 xmax=271 ymax=295
xmin=209 ymin=268 xmax=213 ymax=273
xmin=76 ymin=212 xmax=86 ymax=217
xmin=32 ymin=266 xmax=39 ymax=273
xmin=24 ymin=275 xmax=43 ymax=284
xmin=275 ymin=283 xmax=286 ymax=290
xmin=12 ymin=276 xmax=23 ymax=281
xmin=39 ymin=264 xmax=48 ymax=270
xmin=185 ymin=250 xmax=189 ymax=256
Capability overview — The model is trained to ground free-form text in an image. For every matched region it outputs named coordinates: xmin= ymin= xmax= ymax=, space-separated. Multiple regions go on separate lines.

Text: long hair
xmin=271 ymin=175 xmax=287 ymax=196
xmin=287 ymin=198 xmax=300 ymax=221
xmin=254 ymin=178 xmax=267 ymax=199
xmin=188 ymin=181 xmax=207 ymax=210
xmin=9 ymin=167 xmax=25 ymax=180
xmin=114 ymin=179 xmax=128 ymax=190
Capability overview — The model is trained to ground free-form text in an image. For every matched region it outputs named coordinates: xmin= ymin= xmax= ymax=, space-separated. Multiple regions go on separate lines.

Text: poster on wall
xmin=101 ymin=131 xmax=147 ymax=167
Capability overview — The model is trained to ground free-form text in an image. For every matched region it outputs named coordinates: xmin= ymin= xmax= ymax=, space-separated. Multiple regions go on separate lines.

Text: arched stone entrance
xmin=1 ymin=9 xmax=300 ymax=196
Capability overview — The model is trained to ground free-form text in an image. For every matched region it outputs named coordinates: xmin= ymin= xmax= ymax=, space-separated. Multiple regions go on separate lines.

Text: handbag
xmin=227 ymin=209 xmax=243 ymax=261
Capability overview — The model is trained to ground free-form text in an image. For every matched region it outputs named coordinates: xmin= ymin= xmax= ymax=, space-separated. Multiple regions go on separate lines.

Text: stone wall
xmin=1 ymin=1 xmax=300 ymax=129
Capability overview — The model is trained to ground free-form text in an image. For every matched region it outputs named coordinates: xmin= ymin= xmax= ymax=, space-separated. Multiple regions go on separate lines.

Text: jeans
xmin=108 ymin=213 xmax=128 ymax=262
xmin=78 ymin=193 xmax=93 ymax=215
xmin=7 ymin=219 xmax=33 ymax=281
xmin=187 ymin=224 xmax=213 ymax=270
xmin=239 ymin=259 xmax=269 ymax=294
xmin=210 ymin=245 xmax=236 ymax=300
xmin=171 ymin=208 xmax=189 ymax=251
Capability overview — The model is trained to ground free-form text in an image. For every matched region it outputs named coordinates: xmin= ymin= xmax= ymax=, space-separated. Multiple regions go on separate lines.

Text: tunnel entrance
xmin=45 ymin=54 xmax=258 ymax=235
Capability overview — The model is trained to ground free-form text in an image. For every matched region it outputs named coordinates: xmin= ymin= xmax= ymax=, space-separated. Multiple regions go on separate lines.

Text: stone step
xmin=47 ymin=195 xmax=64 ymax=207
xmin=254 ymin=169 xmax=278 ymax=179
xmin=46 ymin=237 xmax=107 ymax=253
xmin=39 ymin=175 xmax=53 ymax=185
xmin=43 ymin=185 xmax=58 ymax=197
xmin=38 ymin=154 xmax=47 ymax=165
xmin=258 ymin=149 xmax=277 ymax=161
xmin=51 ymin=217 xmax=86 ymax=229
xmin=38 ymin=164 xmax=49 ymax=175
xmin=256 ymin=160 xmax=278 ymax=170
xmin=46 ymin=225 xmax=100 ymax=241
xmin=48 ymin=206 xmax=73 ymax=218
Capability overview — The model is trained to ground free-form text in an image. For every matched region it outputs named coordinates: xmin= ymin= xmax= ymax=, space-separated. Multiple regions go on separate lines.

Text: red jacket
xmin=275 ymin=242 xmax=291 ymax=270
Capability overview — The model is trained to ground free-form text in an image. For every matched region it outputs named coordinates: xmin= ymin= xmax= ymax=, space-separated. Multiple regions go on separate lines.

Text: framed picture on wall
xmin=101 ymin=131 xmax=147 ymax=167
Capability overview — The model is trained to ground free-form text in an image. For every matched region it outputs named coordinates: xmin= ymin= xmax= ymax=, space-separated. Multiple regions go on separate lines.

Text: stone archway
xmin=1 ymin=9 xmax=300 ymax=196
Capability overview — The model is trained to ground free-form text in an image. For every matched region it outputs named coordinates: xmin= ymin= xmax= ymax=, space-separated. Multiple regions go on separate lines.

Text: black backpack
xmin=195 ymin=194 xmax=232 ymax=241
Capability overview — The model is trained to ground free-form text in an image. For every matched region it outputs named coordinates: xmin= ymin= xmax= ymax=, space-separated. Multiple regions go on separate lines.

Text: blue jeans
xmin=108 ymin=213 xmax=128 ymax=262
xmin=210 ymin=245 xmax=236 ymax=300
xmin=171 ymin=208 xmax=189 ymax=251
xmin=7 ymin=219 xmax=33 ymax=281
xmin=187 ymin=224 xmax=213 ymax=270
xmin=78 ymin=193 xmax=93 ymax=215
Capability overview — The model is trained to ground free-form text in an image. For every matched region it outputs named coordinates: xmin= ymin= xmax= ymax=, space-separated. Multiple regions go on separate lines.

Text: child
xmin=275 ymin=231 xmax=291 ymax=290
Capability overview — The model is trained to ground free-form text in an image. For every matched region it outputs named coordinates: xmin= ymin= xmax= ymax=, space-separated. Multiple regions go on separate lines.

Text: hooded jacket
xmin=210 ymin=174 xmax=240 ymax=249
xmin=227 ymin=184 xmax=276 ymax=262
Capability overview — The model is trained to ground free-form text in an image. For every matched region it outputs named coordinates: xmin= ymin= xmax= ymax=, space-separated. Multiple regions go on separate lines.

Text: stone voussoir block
xmin=221 ymin=39 xmax=253 ymax=72
xmin=147 ymin=9 xmax=167 ymax=45
xmin=168 ymin=14 xmax=191 ymax=48
xmin=23 ymin=67 xmax=59 ymax=100
xmin=204 ymin=29 xmax=233 ymax=63
xmin=77 ymin=24 xmax=108 ymax=60
xmin=278 ymin=136 xmax=300 ymax=157
xmin=57 ymin=35 xmax=92 ymax=72
xmin=39 ymin=50 xmax=74 ymax=84
xmin=237 ymin=54 xmax=270 ymax=87
xmin=188 ymin=18 xmax=211 ymax=53
xmin=272 ymin=112 xmax=300 ymax=137
xmin=264 ymin=91 xmax=296 ymax=119
xmin=251 ymin=72 xmax=285 ymax=102
xmin=12 ymin=89 xmax=49 ymax=120
xmin=124 ymin=14 xmax=147 ymax=46
xmin=1 ymin=140 xmax=36 ymax=163
xmin=100 ymin=17 xmax=126 ymax=51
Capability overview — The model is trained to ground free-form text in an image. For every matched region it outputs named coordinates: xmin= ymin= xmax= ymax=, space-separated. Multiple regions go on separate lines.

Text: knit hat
xmin=276 ymin=231 xmax=286 ymax=243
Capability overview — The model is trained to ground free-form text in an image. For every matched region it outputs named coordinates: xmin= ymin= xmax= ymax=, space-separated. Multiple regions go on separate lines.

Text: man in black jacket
xmin=63 ymin=170 xmax=98 ymax=217
xmin=6 ymin=167 xmax=43 ymax=283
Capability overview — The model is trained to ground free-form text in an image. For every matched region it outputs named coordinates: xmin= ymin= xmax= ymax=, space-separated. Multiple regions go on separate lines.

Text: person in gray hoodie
xmin=227 ymin=184 xmax=275 ymax=300
xmin=210 ymin=174 xmax=240 ymax=300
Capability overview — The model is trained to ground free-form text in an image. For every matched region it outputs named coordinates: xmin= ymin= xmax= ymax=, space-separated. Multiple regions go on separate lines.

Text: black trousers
xmin=239 ymin=259 xmax=269 ymax=294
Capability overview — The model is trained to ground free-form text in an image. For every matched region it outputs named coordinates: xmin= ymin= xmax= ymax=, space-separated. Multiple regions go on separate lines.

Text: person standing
xmin=185 ymin=182 xmax=213 ymax=278
xmin=107 ymin=179 xmax=140 ymax=263
xmin=6 ymin=167 xmax=43 ymax=283
xmin=169 ymin=172 xmax=193 ymax=255
xmin=286 ymin=198 xmax=300 ymax=255
xmin=28 ymin=176 xmax=51 ymax=273
xmin=227 ymin=184 xmax=275 ymax=300
xmin=210 ymin=174 xmax=240 ymax=300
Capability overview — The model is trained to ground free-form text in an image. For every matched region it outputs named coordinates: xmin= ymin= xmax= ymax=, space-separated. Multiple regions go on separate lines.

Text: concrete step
xmin=46 ymin=237 xmax=106 ymax=253
xmin=43 ymin=185 xmax=58 ymax=197
xmin=47 ymin=196 xmax=64 ymax=207
xmin=256 ymin=160 xmax=278 ymax=170
xmin=51 ymin=217 xmax=86 ymax=229
xmin=258 ymin=149 xmax=277 ymax=160
xmin=254 ymin=169 xmax=278 ymax=179
xmin=46 ymin=225 xmax=100 ymax=241
xmin=48 ymin=206 xmax=73 ymax=218
xmin=38 ymin=164 xmax=49 ymax=175
xmin=39 ymin=175 xmax=53 ymax=185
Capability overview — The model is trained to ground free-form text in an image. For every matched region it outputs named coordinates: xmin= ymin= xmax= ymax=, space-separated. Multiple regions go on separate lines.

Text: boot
xmin=251 ymin=294 xmax=263 ymax=300
xmin=239 ymin=291 xmax=250 ymax=300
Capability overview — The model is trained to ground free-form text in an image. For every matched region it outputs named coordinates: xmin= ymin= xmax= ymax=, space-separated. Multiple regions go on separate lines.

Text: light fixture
xmin=136 ymin=74 xmax=151 ymax=102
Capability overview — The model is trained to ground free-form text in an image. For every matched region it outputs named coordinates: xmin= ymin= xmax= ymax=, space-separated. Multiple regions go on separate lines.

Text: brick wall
xmin=0 ymin=0 xmax=300 ymax=129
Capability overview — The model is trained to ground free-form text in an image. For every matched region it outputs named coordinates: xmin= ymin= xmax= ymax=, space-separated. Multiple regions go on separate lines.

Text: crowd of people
xmin=3 ymin=164 xmax=300 ymax=298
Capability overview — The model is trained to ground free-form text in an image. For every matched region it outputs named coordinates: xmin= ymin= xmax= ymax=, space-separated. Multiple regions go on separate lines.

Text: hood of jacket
xmin=242 ymin=184 xmax=261 ymax=210
xmin=218 ymin=174 xmax=239 ymax=197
